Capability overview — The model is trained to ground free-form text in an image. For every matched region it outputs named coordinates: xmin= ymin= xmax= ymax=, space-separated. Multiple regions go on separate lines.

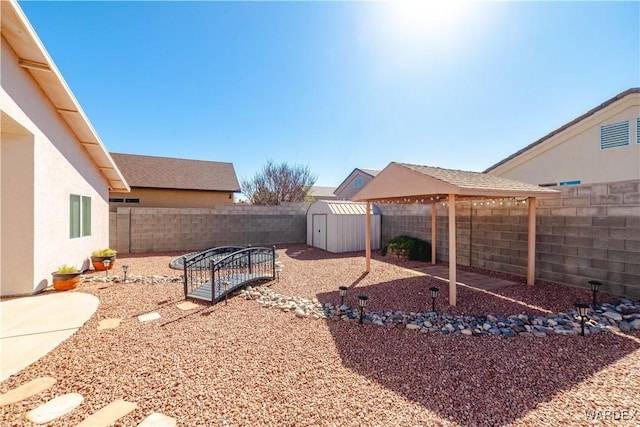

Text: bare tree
xmin=241 ymin=160 xmax=317 ymax=205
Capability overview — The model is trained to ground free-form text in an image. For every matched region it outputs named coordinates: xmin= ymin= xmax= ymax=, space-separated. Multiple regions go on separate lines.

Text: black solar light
xmin=339 ymin=286 xmax=348 ymax=306
xmin=223 ymin=281 xmax=230 ymax=305
xmin=358 ymin=295 xmax=369 ymax=324
xmin=588 ymin=280 xmax=602 ymax=308
xmin=103 ymin=259 xmax=111 ymax=278
xmin=575 ymin=302 xmax=589 ymax=337
xmin=430 ymin=286 xmax=440 ymax=313
xmin=122 ymin=264 xmax=129 ymax=281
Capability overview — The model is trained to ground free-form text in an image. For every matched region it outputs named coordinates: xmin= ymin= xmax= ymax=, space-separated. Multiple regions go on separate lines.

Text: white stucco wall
xmin=1 ymin=37 xmax=110 ymax=296
xmin=489 ymin=94 xmax=640 ymax=185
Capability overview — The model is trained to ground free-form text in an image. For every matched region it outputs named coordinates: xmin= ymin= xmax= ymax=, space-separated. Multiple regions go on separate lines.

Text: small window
xmin=354 ymin=177 xmax=363 ymax=188
xmin=70 ymin=195 xmax=91 ymax=238
xmin=109 ymin=198 xmax=124 ymax=203
xmin=125 ymin=198 xmax=140 ymax=203
xmin=600 ymin=120 xmax=629 ymax=149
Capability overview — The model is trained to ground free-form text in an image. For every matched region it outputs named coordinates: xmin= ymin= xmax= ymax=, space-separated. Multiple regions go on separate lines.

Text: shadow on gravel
xmin=317 ymin=284 xmax=640 ymax=426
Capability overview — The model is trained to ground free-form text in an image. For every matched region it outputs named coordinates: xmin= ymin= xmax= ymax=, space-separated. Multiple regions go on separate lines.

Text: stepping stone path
xmin=138 ymin=412 xmax=178 ymax=426
xmin=76 ymin=399 xmax=138 ymax=427
xmin=0 ymin=376 xmax=56 ymax=406
xmin=138 ymin=312 xmax=161 ymax=322
xmin=98 ymin=318 xmax=122 ymax=330
xmin=176 ymin=301 xmax=199 ymax=311
xmin=3 ymin=378 xmax=176 ymax=425
xmin=25 ymin=393 xmax=83 ymax=424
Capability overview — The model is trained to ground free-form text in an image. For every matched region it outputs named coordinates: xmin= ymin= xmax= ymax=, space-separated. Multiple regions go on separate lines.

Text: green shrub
xmin=57 ymin=264 xmax=79 ymax=274
xmin=382 ymin=235 xmax=432 ymax=262
xmin=91 ymin=248 xmax=117 ymax=258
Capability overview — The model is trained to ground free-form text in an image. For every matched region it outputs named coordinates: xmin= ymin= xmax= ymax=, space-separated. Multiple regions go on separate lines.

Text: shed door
xmin=312 ymin=214 xmax=327 ymax=250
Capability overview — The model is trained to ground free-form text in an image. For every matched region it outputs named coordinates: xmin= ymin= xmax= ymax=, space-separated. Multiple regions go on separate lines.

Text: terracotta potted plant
xmin=52 ymin=264 xmax=82 ymax=291
xmin=91 ymin=248 xmax=117 ymax=271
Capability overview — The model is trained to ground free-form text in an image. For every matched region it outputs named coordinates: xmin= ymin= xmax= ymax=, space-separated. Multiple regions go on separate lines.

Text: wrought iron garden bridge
xmin=182 ymin=246 xmax=277 ymax=304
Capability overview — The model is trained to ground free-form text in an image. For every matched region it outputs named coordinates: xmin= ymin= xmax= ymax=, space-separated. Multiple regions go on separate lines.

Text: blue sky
xmin=19 ymin=1 xmax=639 ymax=192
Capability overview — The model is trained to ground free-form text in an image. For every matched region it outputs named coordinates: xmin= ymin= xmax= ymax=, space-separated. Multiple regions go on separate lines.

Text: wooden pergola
xmin=353 ymin=162 xmax=560 ymax=306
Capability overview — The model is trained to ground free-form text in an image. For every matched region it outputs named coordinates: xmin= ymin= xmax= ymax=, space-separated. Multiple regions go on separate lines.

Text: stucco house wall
xmin=1 ymin=2 xmax=126 ymax=296
xmin=486 ymin=90 xmax=640 ymax=186
xmin=109 ymin=187 xmax=233 ymax=211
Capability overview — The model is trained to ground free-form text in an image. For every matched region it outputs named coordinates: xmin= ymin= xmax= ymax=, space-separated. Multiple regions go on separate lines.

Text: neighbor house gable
xmin=334 ymin=168 xmax=381 ymax=200
xmin=485 ymin=88 xmax=640 ymax=185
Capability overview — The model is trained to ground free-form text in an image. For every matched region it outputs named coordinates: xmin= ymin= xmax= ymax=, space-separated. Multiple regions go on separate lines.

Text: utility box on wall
xmin=306 ymin=201 xmax=381 ymax=253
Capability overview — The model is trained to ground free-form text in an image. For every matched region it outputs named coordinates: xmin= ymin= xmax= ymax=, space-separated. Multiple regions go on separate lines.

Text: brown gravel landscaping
xmin=1 ymin=244 xmax=639 ymax=426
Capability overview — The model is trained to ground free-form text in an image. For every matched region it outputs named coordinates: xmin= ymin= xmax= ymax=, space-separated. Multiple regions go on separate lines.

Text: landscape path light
xmin=429 ymin=286 xmax=440 ymax=313
xmin=358 ymin=295 xmax=369 ymax=324
xmin=122 ymin=264 xmax=129 ymax=281
xmin=588 ymin=280 xmax=602 ymax=308
xmin=103 ymin=259 xmax=111 ymax=278
xmin=575 ymin=302 xmax=589 ymax=337
xmin=339 ymin=286 xmax=348 ymax=306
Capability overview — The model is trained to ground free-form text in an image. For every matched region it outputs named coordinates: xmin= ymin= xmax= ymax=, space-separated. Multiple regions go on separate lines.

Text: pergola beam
xmin=527 ymin=197 xmax=536 ymax=285
xmin=365 ymin=201 xmax=371 ymax=272
xmin=448 ymin=194 xmax=457 ymax=306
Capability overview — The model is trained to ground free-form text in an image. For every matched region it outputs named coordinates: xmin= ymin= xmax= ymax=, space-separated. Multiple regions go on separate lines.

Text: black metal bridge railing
xmin=183 ymin=246 xmax=276 ymax=304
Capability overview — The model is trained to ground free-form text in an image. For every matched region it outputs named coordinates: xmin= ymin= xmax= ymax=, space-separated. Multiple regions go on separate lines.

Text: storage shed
xmin=306 ymin=201 xmax=381 ymax=253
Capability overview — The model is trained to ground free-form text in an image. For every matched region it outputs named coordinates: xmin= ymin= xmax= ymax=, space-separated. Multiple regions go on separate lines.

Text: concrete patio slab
xmin=405 ymin=265 xmax=518 ymax=291
xmin=0 ymin=292 xmax=99 ymax=381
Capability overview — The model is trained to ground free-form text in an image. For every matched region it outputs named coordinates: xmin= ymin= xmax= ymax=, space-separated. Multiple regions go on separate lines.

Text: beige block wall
xmin=379 ymin=180 xmax=640 ymax=298
xmin=109 ymin=188 xmax=234 ymax=211
xmin=490 ymin=94 xmax=640 ymax=185
xmin=1 ymin=37 xmax=111 ymax=296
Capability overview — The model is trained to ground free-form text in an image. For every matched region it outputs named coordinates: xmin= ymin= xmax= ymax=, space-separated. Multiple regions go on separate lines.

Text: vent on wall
xmin=637 ymin=118 xmax=640 ymax=144
xmin=600 ymin=120 xmax=629 ymax=149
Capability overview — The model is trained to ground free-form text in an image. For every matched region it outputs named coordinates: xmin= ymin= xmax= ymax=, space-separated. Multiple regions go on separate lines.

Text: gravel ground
xmin=2 ymin=244 xmax=639 ymax=426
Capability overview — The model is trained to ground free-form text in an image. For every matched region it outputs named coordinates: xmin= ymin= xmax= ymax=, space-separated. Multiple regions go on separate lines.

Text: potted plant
xmin=52 ymin=264 xmax=82 ymax=291
xmin=91 ymin=248 xmax=117 ymax=271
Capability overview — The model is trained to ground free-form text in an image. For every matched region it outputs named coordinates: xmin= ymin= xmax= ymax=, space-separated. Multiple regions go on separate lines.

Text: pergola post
xmin=431 ymin=202 xmax=436 ymax=265
xmin=527 ymin=197 xmax=536 ymax=285
xmin=448 ymin=194 xmax=456 ymax=306
xmin=365 ymin=201 xmax=371 ymax=272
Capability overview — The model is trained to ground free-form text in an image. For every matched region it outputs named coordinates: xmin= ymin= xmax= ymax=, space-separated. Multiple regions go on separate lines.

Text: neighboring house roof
xmin=353 ymin=162 xmax=559 ymax=202
xmin=308 ymin=186 xmax=338 ymax=199
xmin=484 ymin=88 xmax=640 ymax=173
xmin=110 ymin=153 xmax=240 ymax=192
xmin=1 ymin=0 xmax=129 ymax=192
xmin=334 ymin=168 xmax=381 ymax=195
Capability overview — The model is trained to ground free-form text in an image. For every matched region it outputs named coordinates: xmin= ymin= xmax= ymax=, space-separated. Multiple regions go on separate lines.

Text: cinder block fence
xmin=109 ymin=180 xmax=639 ymax=298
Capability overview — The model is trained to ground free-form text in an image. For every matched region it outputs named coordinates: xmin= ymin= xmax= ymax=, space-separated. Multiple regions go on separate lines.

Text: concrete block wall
xmin=377 ymin=180 xmax=640 ymax=298
xmin=110 ymin=203 xmax=310 ymax=254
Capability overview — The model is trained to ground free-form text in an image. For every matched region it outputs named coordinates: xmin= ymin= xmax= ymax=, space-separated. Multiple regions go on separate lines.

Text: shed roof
xmin=110 ymin=153 xmax=240 ymax=192
xmin=307 ymin=200 xmax=381 ymax=215
xmin=1 ymin=0 xmax=129 ymax=192
xmin=353 ymin=162 xmax=559 ymax=202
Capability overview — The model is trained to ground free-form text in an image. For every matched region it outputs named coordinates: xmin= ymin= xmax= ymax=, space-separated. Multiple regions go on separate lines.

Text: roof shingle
xmin=110 ymin=153 xmax=240 ymax=192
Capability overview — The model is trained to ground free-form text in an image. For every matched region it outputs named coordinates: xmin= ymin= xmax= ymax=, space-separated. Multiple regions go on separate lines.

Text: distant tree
xmin=241 ymin=160 xmax=318 ymax=205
